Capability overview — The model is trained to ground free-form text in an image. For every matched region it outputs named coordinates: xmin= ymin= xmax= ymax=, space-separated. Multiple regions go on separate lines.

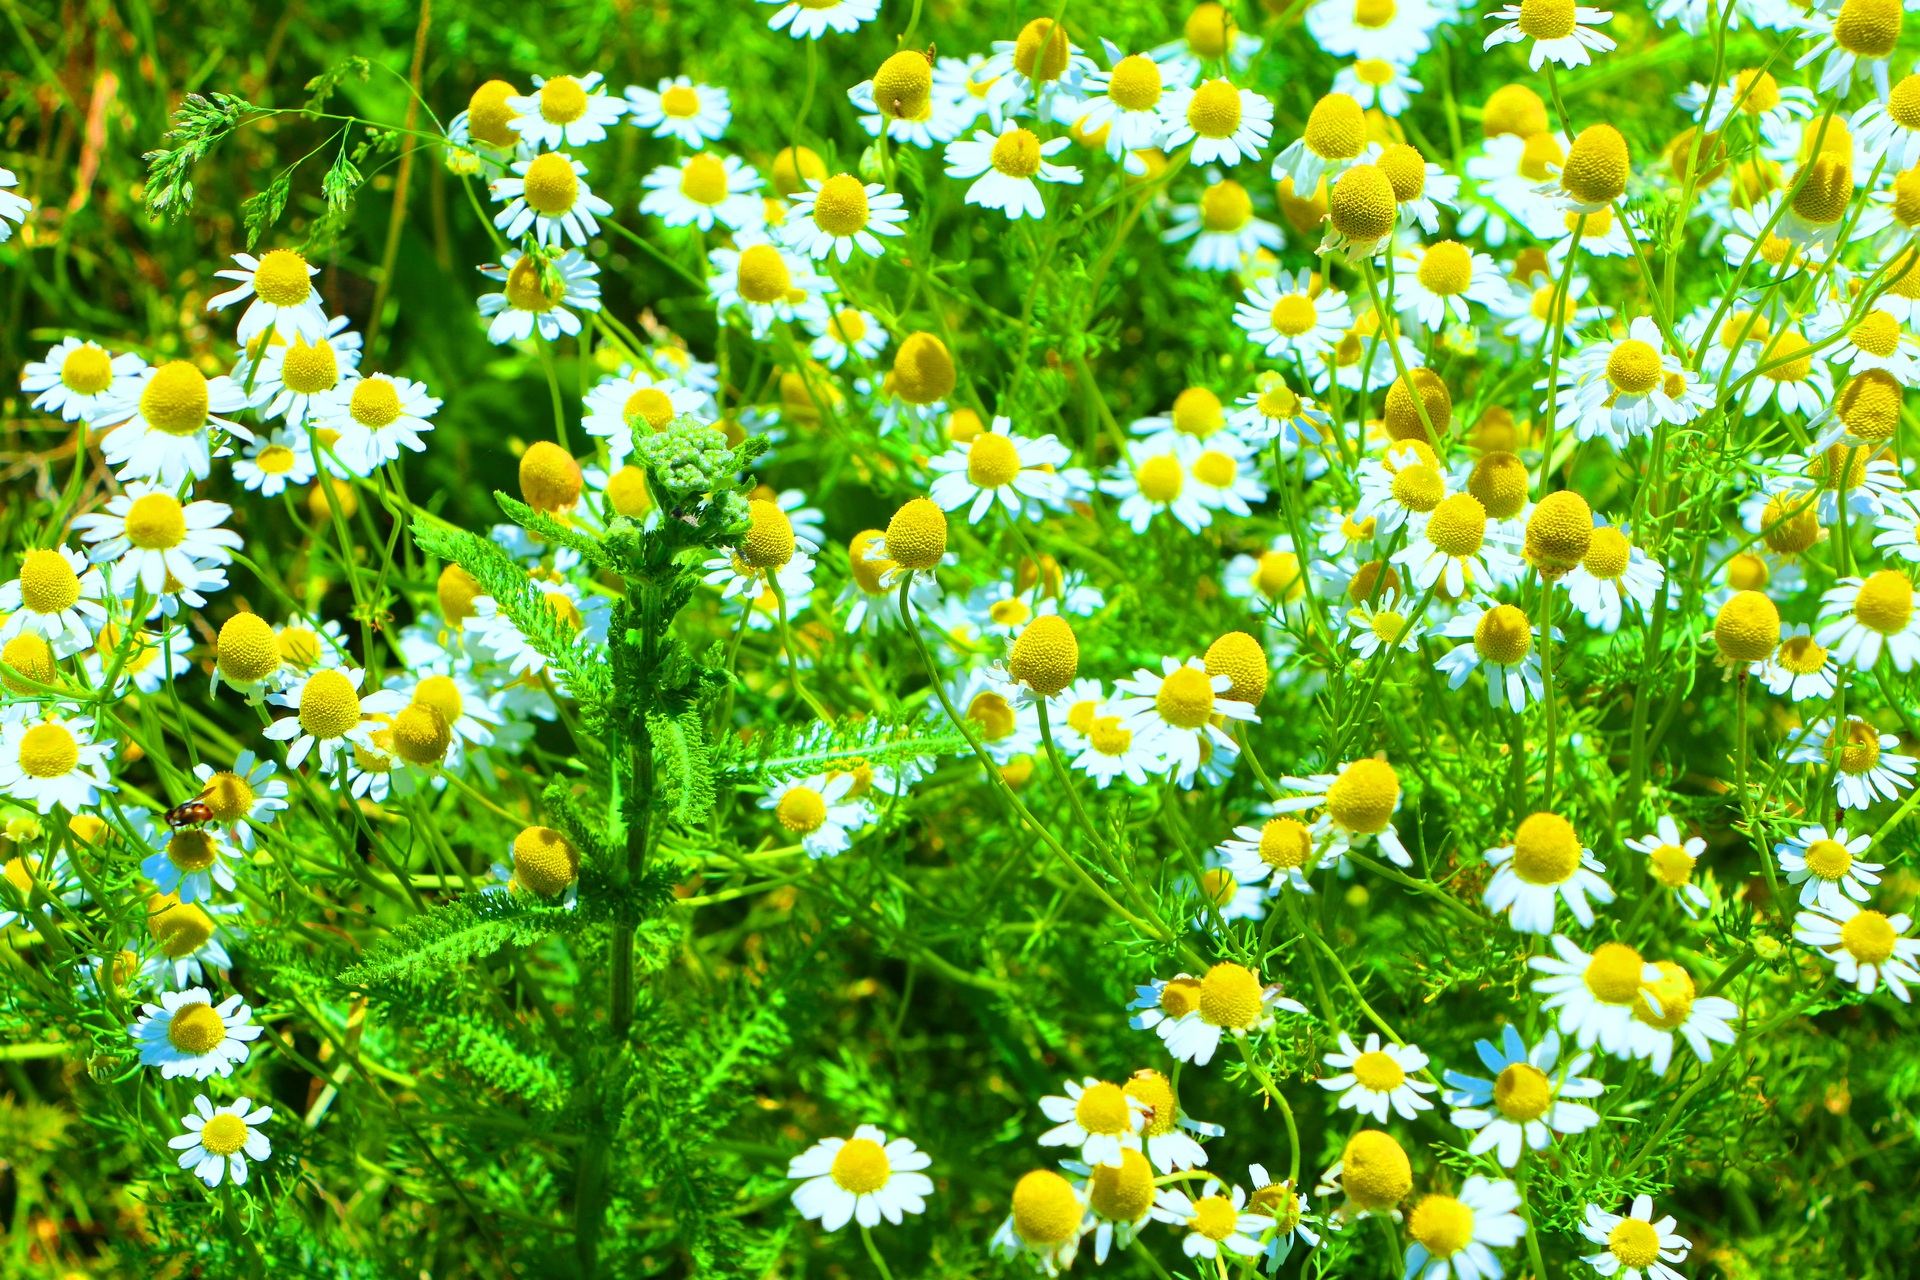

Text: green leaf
xmin=494 ymin=491 xmax=611 ymax=571
xmin=648 ymin=709 xmax=716 ymax=827
xmin=339 ymin=891 xmax=578 ymax=993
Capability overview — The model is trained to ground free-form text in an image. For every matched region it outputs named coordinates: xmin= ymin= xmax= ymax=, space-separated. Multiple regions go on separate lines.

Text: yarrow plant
xmin=2 ymin=1 xmax=1919 ymax=1277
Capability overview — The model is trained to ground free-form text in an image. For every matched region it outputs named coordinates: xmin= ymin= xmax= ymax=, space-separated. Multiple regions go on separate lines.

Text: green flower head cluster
xmin=634 ymin=414 xmax=735 ymax=496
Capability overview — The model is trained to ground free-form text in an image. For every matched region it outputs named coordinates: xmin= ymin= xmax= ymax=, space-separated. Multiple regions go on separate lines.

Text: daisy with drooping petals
xmin=477 ymin=249 xmax=602 ymax=344
xmin=1776 ymin=824 xmax=1882 ymax=912
xmin=1484 ymin=0 xmax=1616 ymax=71
xmin=1531 ymin=935 xmax=1660 ymax=1058
xmin=1037 ymin=1078 xmax=1149 ymax=1167
xmin=1273 ymin=757 xmax=1412 ymax=868
xmin=1558 ymin=317 xmax=1699 ymax=449
xmin=1443 ymin=1026 xmax=1602 ymax=1167
xmin=1112 ymin=657 xmax=1257 ymax=784
xmin=170 ymin=1095 xmax=273 ymax=1188
xmin=1245 ymin=1164 xmax=1320 ymax=1270
xmin=1164 ymin=179 xmax=1284 ymax=272
xmin=787 ymin=1125 xmax=933 ymax=1230
xmin=505 ymin=73 xmax=626 ymax=149
xmin=1756 ymin=626 xmax=1839 ymax=701
xmin=638 ymin=153 xmax=766 ymax=232
xmin=1063 ymin=1151 xmax=1156 ymax=1265
xmin=1319 ymin=1033 xmax=1437 ymax=1120
xmin=241 ymin=315 xmax=364 ymax=424
xmin=1817 ymin=569 xmax=1920 ymax=671
xmin=1401 ymin=1176 xmax=1529 ymax=1280
xmin=1235 ymin=270 xmax=1353 ymax=357
xmin=1393 ymin=494 xmax=1517 ymax=598
xmin=1218 ymin=816 xmax=1320 ymax=897
xmin=990 ymin=1170 xmax=1088 ymax=1274
xmin=1334 ymin=59 xmax=1423 ymax=116
xmin=1796 ymin=897 xmax=1920 ymax=1000
xmin=624 ymin=77 xmax=729 ymax=148
xmin=491 ymin=152 xmax=613 ymax=247
xmin=1483 ymin=812 xmax=1615 ymax=935
xmin=1782 ymin=715 xmax=1917 ymax=810
xmin=1436 ymin=602 xmax=1551 ymax=714
xmin=1232 ymin=375 xmax=1333 ymax=447
xmin=707 ymin=231 xmax=828 ymax=339
xmin=784 ymin=174 xmax=909 ymax=261
xmin=1625 ymin=816 xmax=1711 ymax=917
xmin=0 ymin=714 xmax=116 ymax=813
xmin=1151 ymin=1180 xmax=1272 ymax=1261
xmin=1159 ymin=78 xmax=1272 ymax=167
xmin=21 ymin=338 xmax=144 ymax=422
xmin=761 ymin=0 xmax=878 ymax=39
xmin=0 ymin=546 xmax=108 ymax=657
xmin=96 ymin=360 xmax=252 ymax=487
xmin=207 ymin=249 xmax=328 ymax=344
xmin=1796 ymin=0 xmax=1900 ymax=97
xmin=1564 ymin=524 xmax=1665 ymax=633
xmin=944 ymin=121 xmax=1083 ymax=220
xmin=129 ymin=987 xmax=260 ymax=1080
xmin=1579 ymin=1195 xmax=1691 ymax=1280
xmin=759 ymin=773 xmax=873 ymax=859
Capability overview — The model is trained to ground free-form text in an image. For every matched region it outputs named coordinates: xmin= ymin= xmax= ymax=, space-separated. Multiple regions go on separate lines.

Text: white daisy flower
xmin=1151 ymin=1180 xmax=1272 ymax=1260
xmin=0 ymin=166 xmax=31 ymax=239
xmin=1484 ymin=1 xmax=1616 ymax=70
xmin=990 ymin=1170 xmax=1088 ymax=1275
xmin=1776 ymin=824 xmax=1882 ymax=912
xmin=232 ymin=429 xmax=318 ymax=497
xmin=0 ymin=545 xmax=109 ymax=657
xmin=1112 ymin=656 xmax=1256 ymax=784
xmin=1164 ymin=178 xmax=1284 ymax=272
xmin=638 ymin=153 xmax=766 ymax=232
xmin=760 ymin=0 xmax=878 ymax=39
xmin=1435 ymin=602 xmax=1551 ymax=714
xmin=846 ymin=77 xmax=951 ymax=150
xmin=583 ymin=371 xmax=706 ymax=464
xmin=1557 ymin=316 xmax=1697 ymax=449
xmin=70 ymin=485 xmax=243 ymax=602
xmin=1808 ymin=301 xmax=1920 ymax=381
xmin=129 ymin=987 xmax=260 ymax=1080
xmin=0 ymin=713 xmax=115 ymax=813
xmin=169 ymin=1095 xmax=273 ymax=1188
xmin=505 ymin=73 xmax=626 ymax=149
xmin=759 ymin=772 xmax=873 ymax=859
xmin=1625 ymin=815 xmax=1711 ymax=917
xmin=800 ymin=301 xmax=888 ymax=370
xmin=707 ymin=231 xmax=828 ymax=339
xmin=1782 ymin=715 xmax=1916 ymax=810
xmin=1246 ymin=1164 xmax=1321 ymax=1270
xmin=1483 ymin=812 xmax=1615 ymax=935
xmin=315 ymin=372 xmax=440 ymax=474
xmin=1401 ymin=1175 xmax=1529 ymax=1280
xmin=1564 ymin=523 xmax=1664 ymax=633
xmin=1343 ymin=588 xmax=1426 ymax=660
xmin=1154 ymin=961 xmax=1305 ymax=1066
xmin=1159 ymin=78 xmax=1272 ymax=167
xmin=20 ymin=338 xmax=144 ymax=422
xmin=1078 ymin=42 xmax=1173 ymax=166
xmin=1061 ymin=1151 xmax=1155 ymax=1264
xmin=263 ymin=666 xmax=409 ymax=771
xmin=1393 ymin=495 xmax=1519 ymax=599
xmin=1530 ymin=934 xmax=1661 ymax=1058
xmin=1231 ymin=375 xmax=1333 ymax=447
xmin=239 ymin=314 xmax=364 ymax=424
xmin=1795 ymin=1 xmax=1900 ymax=97
xmin=490 ymin=152 xmax=613 ymax=248
xmin=477 ymin=248 xmax=602 ymax=344
xmin=1101 ymin=438 xmax=1213 ymax=535
xmin=1235 ymin=270 xmax=1353 ymax=356
xmin=1795 ymin=897 xmax=1920 ymax=1000
xmin=96 ymin=360 xmax=252 ymax=487
xmin=1755 ymin=625 xmax=1840 ymax=701
xmin=624 ymin=76 xmax=730 ymax=148
xmin=1579 ymin=1195 xmax=1691 ymax=1280
xmin=944 ymin=120 xmax=1082 ymax=220
xmin=190 ymin=752 xmax=289 ymax=850
xmin=1817 ymin=569 xmax=1920 ymax=671
xmin=1627 ymin=959 xmax=1739 ymax=1075
xmin=1319 ymin=1032 xmax=1437 ymax=1120
xmin=1272 ymin=757 xmax=1412 ymax=869
xmin=1443 ymin=1026 xmax=1602 ymax=1167
xmin=206 ymin=249 xmax=328 ymax=344
xmin=1181 ymin=436 xmax=1267 ymax=515
xmin=787 ymin=1124 xmax=932 ymax=1230
xmin=1307 ymin=0 xmax=1442 ymax=63
xmin=1037 ymin=1078 xmax=1149 ymax=1167
xmin=1154 ymin=4 xmax=1263 ymax=87
xmin=1073 ymin=708 xmax=1163 ymax=788
xmin=1334 ymin=58 xmax=1422 ymax=116
xmin=1873 ymin=493 xmax=1920 ymax=563
xmin=138 ymin=814 xmax=241 ymax=903
xmin=783 ymin=174 xmax=909 ymax=261
xmin=1392 ymin=240 xmax=1507 ymax=331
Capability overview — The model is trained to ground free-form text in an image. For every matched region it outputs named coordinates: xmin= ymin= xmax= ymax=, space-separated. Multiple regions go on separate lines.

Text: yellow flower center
xmin=1426 ymin=493 xmax=1488 ymax=558
xmin=827 ymin=309 xmax=869 ymax=345
xmin=1833 ymin=0 xmax=1902 ymax=59
xmin=18 ymin=550 xmax=80 ymax=615
xmin=202 ymin=771 xmax=256 ymax=822
xmin=1512 ymin=811 xmax=1582 ymax=885
xmin=151 ymin=895 xmax=215 ymax=957
xmin=660 ymin=83 xmax=701 ymax=118
xmin=60 ymin=344 xmax=115 ymax=395
xmin=1108 ymin=55 xmax=1162 ymax=111
xmin=1013 ymin=18 xmax=1072 ymax=82
xmin=1351 ymin=1049 xmax=1405 ymax=1092
xmin=1840 ymin=908 xmax=1898 ymax=963
xmin=811 ymin=174 xmax=871 ymax=237
xmin=167 ymin=1002 xmax=227 ymax=1055
xmin=1791 ymin=153 xmax=1852 ymax=225
xmin=1519 ymin=132 xmax=1565 ymax=181
xmin=1191 ymin=1195 xmax=1239 ymax=1240
xmin=1355 ymin=57 xmax=1398 ymax=86
xmin=18 ymin=723 xmax=78 ymax=778
xmin=1326 ymin=758 xmax=1399 ymax=834
xmin=1607 ymin=1219 xmax=1662 ymax=1268
xmin=1391 ymin=463 xmax=1445 ymax=514
xmin=1761 ymin=331 xmax=1814 ymax=383
xmin=1776 ymin=633 xmax=1829 ymax=675
xmin=1087 ymin=1149 xmax=1156 ymax=1221
xmin=1269 ymin=293 xmax=1319 ymax=336
xmin=1191 ymin=450 xmax=1236 ymax=488
xmin=1649 ymin=842 xmax=1695 ymax=888
xmin=251 ymin=249 xmax=314 ymax=307
xmin=167 ymin=830 xmax=219 ymax=872
xmin=277 ymin=334 xmax=338 ymax=396
xmin=1606 ymin=339 xmax=1664 ymax=395
xmin=520 ymin=152 xmax=580 ymax=216
xmin=512 ymin=825 xmax=579 ymax=896
xmin=1200 ymin=179 xmax=1252 ymax=231
xmin=350 ymin=378 xmax=403 ymax=429
xmin=1835 ymin=718 xmax=1882 ymax=776
xmin=1484 ymin=84 xmax=1548 ymax=139
xmin=1850 ymin=309 xmax=1903 ymax=357
xmin=1134 ymin=454 xmax=1184 ymax=503
xmin=1088 ymin=715 xmax=1133 ymax=756
xmin=1011 ymin=1170 xmax=1082 ymax=1245
xmin=829 ymin=1137 xmax=892 ymax=1194
xmin=1353 ymin=0 xmax=1396 ymax=24
xmin=1584 ymin=942 xmax=1647 ymax=1005
xmin=538 ymin=75 xmax=590 ymax=125
xmin=1417 ymin=241 xmax=1473 ymax=296
xmin=1518 ymin=0 xmax=1577 ymax=42
xmin=298 ymin=668 xmax=363 ymax=741
xmin=967 ymin=432 xmax=1023 ymax=488
xmin=1408 ymin=1195 xmax=1476 ymax=1259
xmin=1304 ymin=93 xmax=1367 ymax=162
xmin=1187 ymin=79 xmax=1242 ymax=139
xmin=1074 ymin=1081 xmax=1134 ymax=1135
xmin=1255 ymin=550 xmax=1304 ymax=602
xmin=679 ymin=154 xmax=730 ymax=205
xmin=466 ymin=80 xmax=520 ymax=147
xmin=1494 ymin=1062 xmax=1553 ymax=1120
xmin=1635 ymin=961 xmax=1696 ymax=1030
xmin=1803 ymin=838 xmax=1853 ymax=881
xmin=1854 ymin=569 xmax=1914 ymax=634
xmin=139 ymin=361 xmax=211 ymax=436
xmin=1735 ymin=69 xmax=1780 ymax=114
xmin=1581 ymin=527 xmax=1631 ymax=581
xmin=1197 ymin=961 xmax=1263 ymax=1028
xmin=1259 ymin=817 xmax=1313 ymax=870
xmin=123 ymin=492 xmax=188 ymax=551
xmin=199 ymin=1113 xmax=251 ymax=1157
xmin=1379 ymin=144 xmax=1427 ymax=203
xmin=992 ymin=128 xmax=1045 ymax=179
xmin=1155 ymin=666 xmax=1216 ymax=729
xmin=967 ymin=691 xmax=1017 ymax=741
xmin=504 ymin=256 xmax=565 ymax=313
xmin=1186 ymin=2 xmax=1234 ymax=54
xmin=736 ymin=244 xmax=793 ymax=305
xmin=1341 ymin=1130 xmax=1412 ymax=1208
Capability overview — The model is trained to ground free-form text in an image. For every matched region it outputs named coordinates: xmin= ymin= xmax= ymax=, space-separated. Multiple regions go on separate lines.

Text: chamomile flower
xmin=1063 ymin=1151 xmax=1156 ymax=1264
xmin=1484 ymin=812 xmax=1615 ymax=935
xmin=1164 ymin=179 xmax=1285 ymax=271
xmin=800 ymin=302 xmax=888 ymax=369
xmin=1873 ymin=494 xmax=1920 ymax=562
xmin=945 ymin=121 xmax=1082 ymax=220
xmin=1155 ymin=961 xmax=1304 ymax=1066
xmin=241 ymin=316 xmax=364 ymax=423
xmin=1079 ymin=43 xmax=1173 ymax=165
xmin=761 ymin=0 xmax=878 ymax=39
xmin=1777 ymin=824 xmax=1883 ymax=912
xmin=624 ymin=77 xmax=729 ymax=148
xmin=1394 ymin=494 xmax=1516 ymax=597
xmin=1102 ymin=439 xmax=1214 ymax=535
xmin=927 ymin=418 xmax=1070 ymax=522
xmin=1123 ymin=1068 xmax=1222 ymax=1173
xmin=1320 ymin=1033 xmax=1436 ymax=1120
xmin=1530 ymin=935 xmax=1661 ymax=1058
xmin=1274 ymin=757 xmax=1411 ymax=868
xmin=1625 ymin=816 xmax=1711 ymax=917
xmin=21 ymin=338 xmax=143 ymax=422
xmin=1484 ymin=0 xmax=1616 ymax=70
xmin=71 ymin=485 xmax=242 ymax=600
xmin=1334 ymin=59 xmax=1422 ymax=115
xmin=170 ymin=1095 xmax=273 ymax=1188
xmin=0 ymin=714 xmax=115 ymax=813
xmin=1628 ymin=960 xmax=1738 ymax=1074
xmin=760 ymin=773 xmax=872 ymax=859
xmin=1436 ymin=602 xmax=1549 ymax=713
xmin=491 ymin=152 xmax=612 ymax=247
xmin=1182 ymin=438 xmax=1266 ymax=515
xmin=1038 ymin=1078 xmax=1150 ymax=1167
xmin=1245 ymin=1165 xmax=1320 ymax=1270
xmin=582 ymin=371 xmax=706 ymax=463
xmin=264 ymin=666 xmax=408 ymax=771
xmin=138 ymin=896 xmax=244 ymax=987
xmin=476 ymin=249 xmax=601 ymax=345
xmin=1564 ymin=524 xmax=1665 ymax=632
xmin=1756 ymin=626 xmax=1840 ymax=701
xmin=0 ymin=546 xmax=108 ymax=657
xmin=707 ymin=232 xmax=828 ymax=339
xmin=1809 ymin=302 xmax=1920 ymax=380
xmin=787 ymin=1125 xmax=932 ymax=1231
xmin=191 ymin=752 xmax=289 ymax=850
xmin=990 ymin=1170 xmax=1088 ymax=1275
xmin=207 ymin=249 xmax=328 ymax=344
xmin=505 ymin=73 xmax=626 ymax=149
xmin=96 ymin=361 xmax=252 ymax=487
xmin=1155 ymin=3 xmax=1263 ymax=86
xmin=1783 ymin=715 xmax=1917 ymax=809
xmin=1152 ymin=1180 xmax=1272 ymax=1260
xmin=1853 ymin=70 xmax=1920 ymax=172
xmin=0 ymin=166 xmax=29 ymax=239
xmin=317 ymin=373 xmax=440 ymax=473
xmin=1159 ymin=78 xmax=1272 ymax=167
xmin=1393 ymin=241 xmax=1505 ymax=331
xmin=1560 ymin=317 xmax=1697 ymax=448
xmin=638 ymin=153 xmax=766 ymax=231
xmin=1580 ymin=1197 xmax=1691 ymax=1280
xmin=1112 ymin=657 xmax=1257 ymax=784
xmin=1345 ymin=588 xmax=1427 ymax=659
xmin=1401 ymin=1176 xmax=1529 ymax=1280
xmin=1796 ymin=0 xmax=1901 ymax=97
xmin=1443 ymin=1027 xmax=1602 ymax=1167
xmin=1796 ymin=897 xmax=1920 ymax=1000
xmin=1272 ymin=92 xmax=1370 ymax=192
xmin=228 ymin=430 xmax=313 ymax=498
xmin=1073 ymin=711 xmax=1162 ymax=788
xmin=129 ymin=988 xmax=260 ymax=1080
xmin=138 ymin=817 xmax=240 ymax=904
xmin=1817 ymin=569 xmax=1920 ymax=671
xmin=784 ymin=174 xmax=909 ymax=261
xmin=1496 ymin=272 xmax=1606 ymax=346
xmin=1235 ymin=270 xmax=1353 ymax=356
xmin=1232 ymin=374 xmax=1333 ymax=446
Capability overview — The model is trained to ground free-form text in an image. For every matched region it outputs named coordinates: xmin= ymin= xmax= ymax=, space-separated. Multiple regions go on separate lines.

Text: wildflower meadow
xmin=6 ymin=0 xmax=1920 ymax=1275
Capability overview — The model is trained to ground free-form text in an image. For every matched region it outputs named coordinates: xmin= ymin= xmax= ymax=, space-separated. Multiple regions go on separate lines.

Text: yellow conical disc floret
xmin=1204 ymin=630 xmax=1268 ymax=704
xmin=892 ymin=333 xmax=955 ymax=405
xmin=1009 ymin=615 xmax=1079 ymax=697
xmin=520 ymin=441 xmax=583 ymax=513
xmin=1329 ymin=164 xmax=1397 ymax=243
xmin=1582 ymin=526 xmax=1631 ymax=581
xmin=772 ymin=145 xmax=827 ymax=198
xmin=1561 ymin=124 xmax=1630 ymax=208
xmin=391 ymin=703 xmax=452 ymax=766
xmin=140 ymin=361 xmax=211 ymax=436
xmin=1010 ymin=1169 xmax=1082 ymax=1245
xmin=439 ymin=564 xmax=483 ymax=627
xmin=1834 ymin=0 xmax=1901 ymax=60
xmin=1512 ymin=811 xmax=1582 ymax=884
xmin=1384 ymin=367 xmax=1451 ymax=443
xmin=1426 ymin=493 xmax=1487 ymax=557
xmin=606 ymin=466 xmax=654 ymax=518
xmin=1467 ymin=451 xmax=1529 ymax=519
xmin=1408 ymin=1195 xmax=1477 ymax=1261
xmin=216 ymin=611 xmax=280 ymax=686
xmin=298 ymin=669 xmax=362 ymax=740
xmin=739 ymin=499 xmax=796 ymax=569
xmin=1197 ymin=962 xmax=1265 ymax=1028
xmin=2 ymin=634 xmax=57 ymax=695
xmin=1013 ymin=18 xmax=1071 ymax=83
xmin=1524 ymin=490 xmax=1593 ymax=578
xmin=1378 ymin=143 xmax=1427 ymax=202
xmin=1474 ymin=604 xmax=1532 ymax=665
xmin=466 ymin=80 xmax=521 ymax=148
xmin=149 ymin=893 xmax=216 ymax=958
xmin=1483 ymin=84 xmax=1547 ymax=139
xmin=1518 ymin=0 xmax=1577 ymax=39
xmin=1340 ymin=1130 xmax=1412 ymax=1209
xmin=1086 ymin=1148 xmax=1155 ymax=1222
xmin=873 ymin=50 xmax=933 ymax=120
xmin=1326 ymin=757 xmax=1399 ymax=834
xmin=1304 ymin=93 xmax=1367 ymax=163
xmin=886 ymin=498 xmax=948 ymax=570
xmin=512 ymin=825 xmax=580 ymax=897
xmin=1714 ymin=589 xmax=1780 ymax=663
xmin=1790 ymin=153 xmax=1852 ymax=226
xmin=1854 ymin=569 xmax=1915 ymax=635
xmin=1760 ymin=492 xmax=1819 ymax=556
xmin=18 ymin=549 xmax=80 ymax=615
xmin=1834 ymin=368 xmax=1902 ymax=442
